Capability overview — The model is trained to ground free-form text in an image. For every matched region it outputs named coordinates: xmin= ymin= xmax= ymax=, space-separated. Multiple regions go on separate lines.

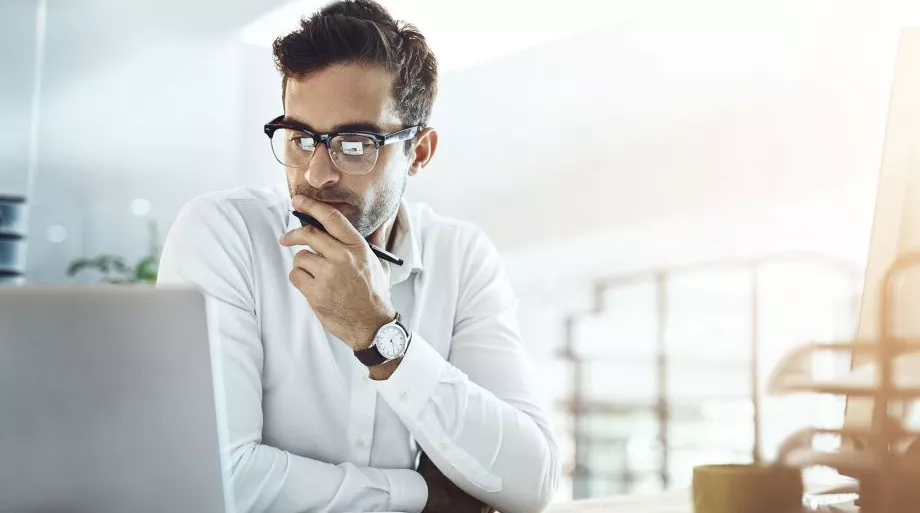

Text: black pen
xmin=292 ymin=211 xmax=405 ymax=267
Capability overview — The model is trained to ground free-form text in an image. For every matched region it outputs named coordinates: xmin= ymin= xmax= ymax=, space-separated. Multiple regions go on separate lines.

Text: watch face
xmin=375 ymin=325 xmax=407 ymax=359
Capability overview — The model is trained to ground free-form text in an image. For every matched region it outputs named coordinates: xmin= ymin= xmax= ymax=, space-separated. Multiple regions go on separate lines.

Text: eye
xmin=336 ymin=135 xmax=375 ymax=157
xmin=294 ymin=137 xmax=316 ymax=151
xmin=341 ymin=140 xmax=365 ymax=156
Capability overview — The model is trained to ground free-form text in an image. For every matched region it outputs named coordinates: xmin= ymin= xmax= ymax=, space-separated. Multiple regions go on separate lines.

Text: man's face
xmin=282 ymin=63 xmax=411 ymax=237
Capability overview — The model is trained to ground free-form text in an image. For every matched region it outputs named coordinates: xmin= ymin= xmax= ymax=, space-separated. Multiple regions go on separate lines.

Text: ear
xmin=408 ymin=127 xmax=438 ymax=177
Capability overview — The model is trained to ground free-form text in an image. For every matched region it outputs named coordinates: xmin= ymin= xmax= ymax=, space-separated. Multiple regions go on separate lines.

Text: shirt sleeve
xmin=157 ymin=197 xmax=428 ymax=513
xmin=374 ymin=227 xmax=561 ymax=513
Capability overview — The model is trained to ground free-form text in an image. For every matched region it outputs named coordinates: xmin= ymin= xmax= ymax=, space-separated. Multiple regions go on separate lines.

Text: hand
xmin=418 ymin=453 xmax=495 ymax=513
xmin=280 ymin=195 xmax=395 ymax=351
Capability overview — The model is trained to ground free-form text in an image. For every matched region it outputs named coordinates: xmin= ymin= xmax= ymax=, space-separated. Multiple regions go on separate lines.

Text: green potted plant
xmin=67 ymin=220 xmax=161 ymax=284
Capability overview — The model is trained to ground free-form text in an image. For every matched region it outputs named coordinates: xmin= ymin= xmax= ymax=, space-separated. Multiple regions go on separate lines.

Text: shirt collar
xmin=388 ymin=199 xmax=424 ymax=284
xmin=282 ymin=193 xmax=423 ymax=285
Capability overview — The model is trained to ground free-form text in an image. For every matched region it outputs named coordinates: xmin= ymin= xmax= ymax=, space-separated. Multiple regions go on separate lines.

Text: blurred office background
xmin=2 ymin=0 xmax=919 ymax=502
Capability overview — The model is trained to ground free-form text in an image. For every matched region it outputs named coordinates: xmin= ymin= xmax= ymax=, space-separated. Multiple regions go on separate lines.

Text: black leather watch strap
xmin=353 ymin=313 xmax=410 ymax=367
xmin=354 ymin=344 xmax=388 ymax=366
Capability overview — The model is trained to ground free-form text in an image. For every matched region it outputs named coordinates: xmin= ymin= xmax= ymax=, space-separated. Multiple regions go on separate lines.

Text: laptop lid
xmin=0 ymin=286 xmax=233 ymax=513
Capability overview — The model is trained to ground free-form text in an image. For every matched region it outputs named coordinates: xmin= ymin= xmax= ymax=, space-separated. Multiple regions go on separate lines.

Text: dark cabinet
xmin=0 ymin=195 xmax=27 ymax=284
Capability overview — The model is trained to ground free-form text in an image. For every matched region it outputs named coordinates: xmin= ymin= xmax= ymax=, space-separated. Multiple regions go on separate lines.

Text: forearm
xmin=413 ymin=384 xmax=558 ymax=513
xmin=229 ymin=442 xmax=427 ymax=513
xmin=373 ymin=336 xmax=560 ymax=513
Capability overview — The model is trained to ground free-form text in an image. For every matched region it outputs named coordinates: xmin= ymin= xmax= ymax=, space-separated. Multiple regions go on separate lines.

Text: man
xmin=157 ymin=1 xmax=560 ymax=512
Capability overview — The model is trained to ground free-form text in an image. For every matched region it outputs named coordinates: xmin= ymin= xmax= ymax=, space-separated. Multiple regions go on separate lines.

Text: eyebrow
xmin=282 ymin=116 xmax=385 ymax=134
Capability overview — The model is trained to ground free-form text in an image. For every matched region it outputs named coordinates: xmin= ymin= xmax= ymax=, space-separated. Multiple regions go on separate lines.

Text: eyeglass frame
xmin=263 ymin=115 xmax=422 ymax=172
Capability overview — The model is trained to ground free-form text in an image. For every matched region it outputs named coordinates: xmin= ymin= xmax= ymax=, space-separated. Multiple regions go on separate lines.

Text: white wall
xmin=23 ymin=6 xmax=251 ymax=281
xmin=238 ymin=43 xmax=286 ymax=190
xmin=0 ymin=0 xmax=38 ymax=196
xmin=410 ymin=0 xmax=898 ymax=251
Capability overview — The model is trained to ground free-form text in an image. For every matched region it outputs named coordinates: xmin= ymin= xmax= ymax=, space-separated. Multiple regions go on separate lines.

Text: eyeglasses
xmin=264 ymin=115 xmax=421 ymax=176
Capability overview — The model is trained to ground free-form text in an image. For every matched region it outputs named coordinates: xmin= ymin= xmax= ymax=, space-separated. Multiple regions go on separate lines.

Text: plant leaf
xmin=135 ymin=256 xmax=159 ymax=284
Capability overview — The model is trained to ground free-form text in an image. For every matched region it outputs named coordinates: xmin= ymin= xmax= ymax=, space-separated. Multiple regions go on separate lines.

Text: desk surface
xmin=543 ymin=489 xmax=858 ymax=513
xmin=545 ymin=490 xmax=690 ymax=513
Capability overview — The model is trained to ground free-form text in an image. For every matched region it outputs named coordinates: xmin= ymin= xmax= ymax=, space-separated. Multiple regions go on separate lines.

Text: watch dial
xmin=376 ymin=326 xmax=406 ymax=359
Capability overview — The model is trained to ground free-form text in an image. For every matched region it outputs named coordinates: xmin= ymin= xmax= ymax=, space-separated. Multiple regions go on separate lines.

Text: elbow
xmin=530 ymin=443 xmax=562 ymax=513
xmin=224 ymin=442 xmax=267 ymax=513
xmin=501 ymin=436 xmax=562 ymax=513
xmin=506 ymin=470 xmax=560 ymax=513
xmin=229 ymin=441 xmax=259 ymax=480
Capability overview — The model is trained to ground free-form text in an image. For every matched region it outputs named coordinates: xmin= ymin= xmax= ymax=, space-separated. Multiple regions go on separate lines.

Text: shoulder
xmin=173 ymin=184 xmax=288 ymax=233
xmin=163 ymin=184 xmax=289 ymax=269
xmin=403 ymin=202 xmax=516 ymax=313
xmin=403 ymin=201 xmax=503 ymax=279
xmin=405 ymin=201 xmax=493 ymax=253
xmin=159 ymin=185 xmax=289 ymax=291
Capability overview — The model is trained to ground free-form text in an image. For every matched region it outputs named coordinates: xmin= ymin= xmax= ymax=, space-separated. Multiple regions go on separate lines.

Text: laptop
xmin=0 ymin=286 xmax=234 ymax=513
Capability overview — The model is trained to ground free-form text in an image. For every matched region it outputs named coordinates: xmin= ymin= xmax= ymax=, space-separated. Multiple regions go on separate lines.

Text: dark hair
xmin=272 ymin=0 xmax=438 ymax=128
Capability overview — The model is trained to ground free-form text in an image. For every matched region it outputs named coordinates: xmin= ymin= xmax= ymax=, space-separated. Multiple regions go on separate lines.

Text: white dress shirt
xmin=157 ymin=184 xmax=560 ymax=513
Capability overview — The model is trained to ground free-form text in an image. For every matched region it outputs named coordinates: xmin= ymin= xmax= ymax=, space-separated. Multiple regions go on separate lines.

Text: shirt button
xmin=399 ymin=392 xmax=409 ymax=403
xmin=356 ymin=439 xmax=366 ymax=449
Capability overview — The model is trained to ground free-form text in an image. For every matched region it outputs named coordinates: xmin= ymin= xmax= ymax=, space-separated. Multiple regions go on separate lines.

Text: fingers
xmin=291 ymin=249 xmax=326 ymax=279
xmin=280 ymin=223 xmax=342 ymax=258
xmin=289 ymin=266 xmax=313 ymax=288
xmin=292 ymin=195 xmax=363 ymax=246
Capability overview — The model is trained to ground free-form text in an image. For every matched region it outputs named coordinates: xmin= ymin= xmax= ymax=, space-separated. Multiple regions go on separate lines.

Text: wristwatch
xmin=354 ymin=312 xmax=412 ymax=367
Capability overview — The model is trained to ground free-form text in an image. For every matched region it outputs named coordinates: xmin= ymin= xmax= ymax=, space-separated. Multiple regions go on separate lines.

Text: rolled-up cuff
xmin=383 ymin=468 xmax=428 ymax=513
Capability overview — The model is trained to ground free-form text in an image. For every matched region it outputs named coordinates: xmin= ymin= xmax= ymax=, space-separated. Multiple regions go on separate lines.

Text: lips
xmin=321 ymin=201 xmax=350 ymax=213
xmin=303 ymin=195 xmax=348 ymax=207
xmin=296 ymin=191 xmax=353 ymax=213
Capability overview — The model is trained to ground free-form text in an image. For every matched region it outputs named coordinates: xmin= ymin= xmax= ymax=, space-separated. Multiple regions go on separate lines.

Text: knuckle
xmin=326 ymin=248 xmax=346 ymax=263
xmin=319 ymin=210 xmax=335 ymax=225
xmin=351 ymin=241 xmax=370 ymax=257
xmin=324 ymin=209 xmax=347 ymax=227
xmin=296 ymin=225 xmax=315 ymax=240
xmin=346 ymin=249 xmax=362 ymax=266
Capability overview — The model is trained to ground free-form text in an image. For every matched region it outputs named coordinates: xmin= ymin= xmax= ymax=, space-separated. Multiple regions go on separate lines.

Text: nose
xmin=304 ymin=145 xmax=341 ymax=189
